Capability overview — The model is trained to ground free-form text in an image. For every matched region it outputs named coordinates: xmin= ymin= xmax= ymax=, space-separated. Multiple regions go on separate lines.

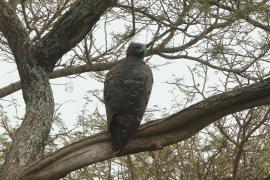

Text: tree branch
xmin=0 ymin=0 xmax=29 ymax=56
xmin=208 ymin=1 xmax=270 ymax=32
xmin=154 ymin=20 xmax=234 ymax=54
xmin=24 ymin=77 xmax=270 ymax=180
xmin=33 ymin=0 xmax=118 ymax=71
xmin=0 ymin=61 xmax=118 ymax=98
xmin=0 ymin=0 xmax=35 ymax=77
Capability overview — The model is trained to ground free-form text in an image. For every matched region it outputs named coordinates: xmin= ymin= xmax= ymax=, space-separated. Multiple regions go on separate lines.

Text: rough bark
xmin=33 ymin=0 xmax=118 ymax=71
xmin=23 ymin=77 xmax=270 ymax=180
xmin=0 ymin=67 xmax=54 ymax=180
xmin=0 ymin=2 xmax=54 ymax=179
xmin=0 ymin=0 xmax=118 ymax=179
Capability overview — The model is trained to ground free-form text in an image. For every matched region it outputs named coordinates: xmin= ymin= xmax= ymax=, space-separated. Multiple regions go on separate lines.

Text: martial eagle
xmin=104 ymin=42 xmax=153 ymax=153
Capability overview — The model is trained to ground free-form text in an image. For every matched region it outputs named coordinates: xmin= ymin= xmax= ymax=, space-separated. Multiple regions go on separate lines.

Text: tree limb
xmin=208 ymin=1 xmax=270 ymax=32
xmin=0 ymin=61 xmax=118 ymax=98
xmin=0 ymin=0 xmax=29 ymax=56
xmin=0 ymin=0 xmax=35 ymax=77
xmin=153 ymin=20 xmax=234 ymax=54
xmin=24 ymin=77 xmax=270 ymax=180
xmin=33 ymin=0 xmax=118 ymax=71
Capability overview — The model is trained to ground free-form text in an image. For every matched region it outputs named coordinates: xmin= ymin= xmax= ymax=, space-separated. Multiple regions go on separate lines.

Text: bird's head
xmin=126 ymin=42 xmax=146 ymax=60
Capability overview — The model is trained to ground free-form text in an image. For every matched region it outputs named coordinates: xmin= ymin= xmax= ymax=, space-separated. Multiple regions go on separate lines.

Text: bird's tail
xmin=110 ymin=114 xmax=129 ymax=154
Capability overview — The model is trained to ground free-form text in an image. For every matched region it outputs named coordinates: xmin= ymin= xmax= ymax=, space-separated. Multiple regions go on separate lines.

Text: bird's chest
xmin=114 ymin=64 xmax=146 ymax=107
xmin=120 ymin=64 xmax=146 ymax=93
xmin=105 ymin=61 xmax=149 ymax=113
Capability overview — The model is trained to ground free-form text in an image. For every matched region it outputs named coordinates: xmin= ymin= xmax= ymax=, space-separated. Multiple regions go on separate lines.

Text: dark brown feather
xmin=104 ymin=43 xmax=153 ymax=153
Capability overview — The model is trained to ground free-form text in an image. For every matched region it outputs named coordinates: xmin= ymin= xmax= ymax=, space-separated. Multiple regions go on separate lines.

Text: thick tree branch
xmin=0 ymin=0 xmax=35 ymax=78
xmin=0 ymin=0 xmax=29 ymax=56
xmin=0 ymin=61 xmax=118 ymax=98
xmin=24 ymin=77 xmax=270 ymax=180
xmin=33 ymin=0 xmax=118 ymax=71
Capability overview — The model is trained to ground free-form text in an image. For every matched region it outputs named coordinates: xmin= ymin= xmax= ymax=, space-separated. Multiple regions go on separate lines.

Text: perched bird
xmin=104 ymin=42 xmax=153 ymax=153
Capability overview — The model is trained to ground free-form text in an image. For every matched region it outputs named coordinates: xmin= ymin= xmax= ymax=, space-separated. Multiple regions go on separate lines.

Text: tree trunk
xmin=0 ymin=66 xmax=54 ymax=180
xmin=0 ymin=0 xmax=116 ymax=179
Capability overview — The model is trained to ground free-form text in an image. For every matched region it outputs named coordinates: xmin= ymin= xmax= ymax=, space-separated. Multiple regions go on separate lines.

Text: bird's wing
xmin=144 ymin=64 xmax=154 ymax=105
xmin=104 ymin=60 xmax=153 ymax=152
xmin=104 ymin=62 xmax=125 ymax=129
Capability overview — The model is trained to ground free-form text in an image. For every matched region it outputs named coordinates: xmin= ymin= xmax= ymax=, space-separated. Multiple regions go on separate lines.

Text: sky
xmin=0 ymin=51 xmax=196 ymax=131
xmin=0 ymin=5 xmax=208 ymax=134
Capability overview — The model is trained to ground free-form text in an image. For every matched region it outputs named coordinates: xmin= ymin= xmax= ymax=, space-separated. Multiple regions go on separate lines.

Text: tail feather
xmin=110 ymin=114 xmax=129 ymax=153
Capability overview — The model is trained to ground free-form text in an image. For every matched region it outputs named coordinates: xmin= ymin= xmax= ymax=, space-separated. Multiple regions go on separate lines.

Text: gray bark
xmin=33 ymin=0 xmax=118 ymax=71
xmin=0 ymin=67 xmax=54 ymax=180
